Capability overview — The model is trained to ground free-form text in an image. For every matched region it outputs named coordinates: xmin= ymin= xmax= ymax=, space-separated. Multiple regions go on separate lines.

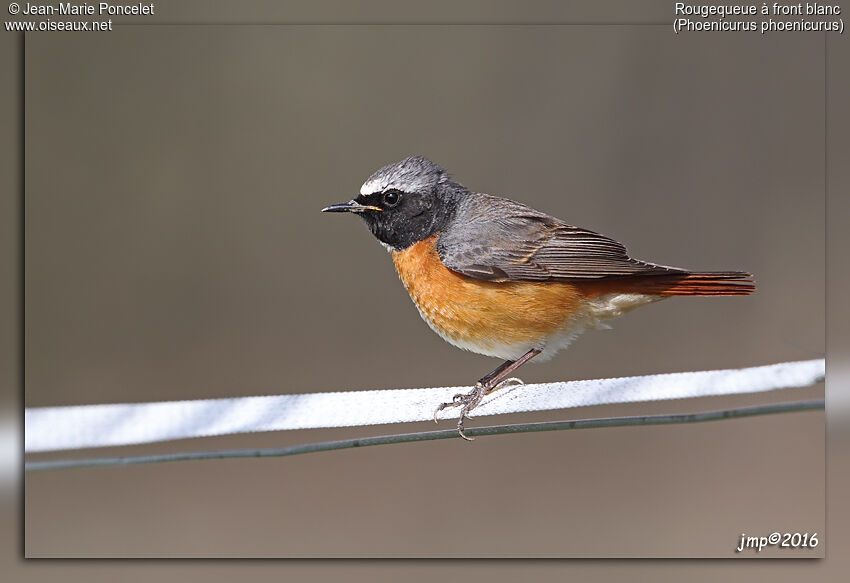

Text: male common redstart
xmin=323 ymin=156 xmax=754 ymax=439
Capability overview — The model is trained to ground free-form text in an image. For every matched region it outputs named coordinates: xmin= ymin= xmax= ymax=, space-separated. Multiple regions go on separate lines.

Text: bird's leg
xmin=434 ymin=348 xmax=542 ymax=440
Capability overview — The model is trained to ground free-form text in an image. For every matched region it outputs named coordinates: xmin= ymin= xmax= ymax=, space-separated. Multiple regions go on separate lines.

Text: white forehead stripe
xmin=359 ymin=175 xmax=436 ymax=196
xmin=359 ymin=157 xmax=447 ymax=195
xmin=359 ymin=177 xmax=386 ymax=196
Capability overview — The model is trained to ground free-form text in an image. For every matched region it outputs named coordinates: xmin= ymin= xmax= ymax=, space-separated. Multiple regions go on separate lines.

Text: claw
xmin=433 ymin=400 xmax=453 ymax=423
xmin=496 ymin=377 xmax=524 ymax=389
xmin=457 ymin=417 xmax=474 ymax=441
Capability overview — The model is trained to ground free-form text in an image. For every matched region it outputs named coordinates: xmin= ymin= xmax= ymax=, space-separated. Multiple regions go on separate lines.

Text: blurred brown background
xmin=8 ymin=0 xmax=833 ymax=567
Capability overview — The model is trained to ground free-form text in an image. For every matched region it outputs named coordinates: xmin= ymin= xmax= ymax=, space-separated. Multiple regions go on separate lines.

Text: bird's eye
xmin=383 ymin=190 xmax=402 ymax=206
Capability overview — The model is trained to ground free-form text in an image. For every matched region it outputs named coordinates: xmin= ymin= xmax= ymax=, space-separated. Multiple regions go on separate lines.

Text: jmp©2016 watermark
xmin=736 ymin=532 xmax=819 ymax=553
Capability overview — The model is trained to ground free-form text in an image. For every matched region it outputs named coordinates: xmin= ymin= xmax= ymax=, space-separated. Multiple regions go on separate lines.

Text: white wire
xmin=25 ymin=359 xmax=824 ymax=452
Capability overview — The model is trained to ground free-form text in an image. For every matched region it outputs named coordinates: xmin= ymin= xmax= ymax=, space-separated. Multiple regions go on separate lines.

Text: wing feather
xmin=436 ymin=195 xmax=685 ymax=282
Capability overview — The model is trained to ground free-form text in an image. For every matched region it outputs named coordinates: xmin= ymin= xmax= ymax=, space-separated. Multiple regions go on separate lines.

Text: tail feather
xmin=635 ymin=271 xmax=755 ymax=296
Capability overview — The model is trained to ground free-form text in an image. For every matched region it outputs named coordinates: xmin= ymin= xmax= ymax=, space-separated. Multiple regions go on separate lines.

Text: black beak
xmin=321 ymin=199 xmax=383 ymax=213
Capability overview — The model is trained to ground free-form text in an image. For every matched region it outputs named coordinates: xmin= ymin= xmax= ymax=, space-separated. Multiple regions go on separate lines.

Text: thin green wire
xmin=25 ymin=400 xmax=824 ymax=471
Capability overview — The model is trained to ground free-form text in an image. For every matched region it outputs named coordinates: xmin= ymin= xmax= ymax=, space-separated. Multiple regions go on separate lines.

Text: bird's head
xmin=322 ymin=156 xmax=462 ymax=251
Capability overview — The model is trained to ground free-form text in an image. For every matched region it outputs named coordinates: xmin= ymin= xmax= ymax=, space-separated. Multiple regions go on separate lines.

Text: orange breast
xmin=391 ymin=235 xmax=589 ymax=356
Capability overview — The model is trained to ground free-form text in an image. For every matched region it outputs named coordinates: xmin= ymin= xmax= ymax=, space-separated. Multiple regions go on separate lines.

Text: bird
xmin=322 ymin=156 xmax=754 ymax=439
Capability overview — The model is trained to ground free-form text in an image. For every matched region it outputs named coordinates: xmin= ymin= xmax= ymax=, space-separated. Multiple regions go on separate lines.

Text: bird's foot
xmin=433 ymin=382 xmax=486 ymax=440
xmin=433 ymin=377 xmax=525 ymax=441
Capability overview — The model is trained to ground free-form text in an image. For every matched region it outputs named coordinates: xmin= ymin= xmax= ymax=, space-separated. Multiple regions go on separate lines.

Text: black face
xmin=354 ymin=187 xmax=449 ymax=250
xmin=322 ymin=156 xmax=464 ymax=250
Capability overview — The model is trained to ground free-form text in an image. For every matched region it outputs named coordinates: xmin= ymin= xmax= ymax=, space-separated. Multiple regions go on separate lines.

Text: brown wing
xmin=436 ymin=194 xmax=686 ymax=282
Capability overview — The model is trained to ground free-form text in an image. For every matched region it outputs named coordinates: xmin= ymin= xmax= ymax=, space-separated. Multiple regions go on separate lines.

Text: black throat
xmin=364 ymin=182 xmax=465 ymax=251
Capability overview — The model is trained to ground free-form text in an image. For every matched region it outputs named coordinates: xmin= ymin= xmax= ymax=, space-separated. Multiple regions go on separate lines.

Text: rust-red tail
xmin=633 ymin=271 xmax=755 ymax=296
